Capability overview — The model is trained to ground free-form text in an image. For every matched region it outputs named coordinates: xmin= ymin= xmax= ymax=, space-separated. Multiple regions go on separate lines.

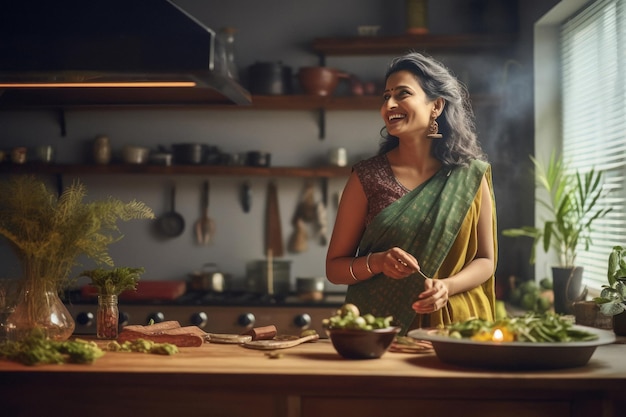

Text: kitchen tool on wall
xmin=195 ymin=180 xmax=215 ymax=245
xmin=156 ymin=184 xmax=185 ymax=238
xmin=265 ymin=181 xmax=284 ymax=257
xmin=288 ymin=181 xmax=327 ymax=252
xmin=240 ymin=182 xmax=252 ymax=213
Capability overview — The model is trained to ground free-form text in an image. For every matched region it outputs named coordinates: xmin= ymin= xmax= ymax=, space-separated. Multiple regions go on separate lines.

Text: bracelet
xmin=349 ymin=257 xmax=359 ymax=281
xmin=365 ymin=252 xmax=373 ymax=275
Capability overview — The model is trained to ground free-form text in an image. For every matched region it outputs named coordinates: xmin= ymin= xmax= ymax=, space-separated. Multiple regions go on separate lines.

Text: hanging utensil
xmin=265 ymin=181 xmax=284 ymax=257
xmin=155 ymin=184 xmax=185 ymax=238
xmin=240 ymin=181 xmax=252 ymax=213
xmin=195 ymin=180 xmax=215 ymax=245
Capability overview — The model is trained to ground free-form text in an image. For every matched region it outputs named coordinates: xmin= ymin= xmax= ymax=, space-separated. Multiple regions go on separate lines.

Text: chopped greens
xmin=446 ymin=312 xmax=599 ymax=343
xmin=0 ymin=329 xmax=104 ymax=366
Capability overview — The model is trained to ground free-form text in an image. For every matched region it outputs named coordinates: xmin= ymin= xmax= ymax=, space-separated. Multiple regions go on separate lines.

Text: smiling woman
xmin=326 ymin=52 xmax=497 ymax=335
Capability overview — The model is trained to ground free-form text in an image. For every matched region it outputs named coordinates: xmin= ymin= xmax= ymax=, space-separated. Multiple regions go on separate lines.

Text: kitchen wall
xmin=0 ymin=0 xmax=560 ymax=292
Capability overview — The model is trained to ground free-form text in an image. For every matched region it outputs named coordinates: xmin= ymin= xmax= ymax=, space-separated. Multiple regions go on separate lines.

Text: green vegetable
xmin=446 ymin=312 xmax=598 ymax=343
xmin=322 ymin=303 xmax=394 ymax=330
xmin=106 ymin=339 xmax=179 ymax=355
xmin=0 ymin=329 xmax=104 ymax=365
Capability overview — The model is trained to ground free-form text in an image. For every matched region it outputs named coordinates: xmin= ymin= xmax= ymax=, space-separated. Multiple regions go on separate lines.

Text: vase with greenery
xmin=0 ymin=176 xmax=154 ymax=341
xmin=79 ymin=267 xmax=145 ymax=339
xmin=502 ymin=153 xmax=611 ymax=314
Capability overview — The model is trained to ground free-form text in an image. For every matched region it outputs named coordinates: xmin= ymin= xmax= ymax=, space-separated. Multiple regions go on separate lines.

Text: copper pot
xmin=297 ymin=67 xmax=349 ymax=96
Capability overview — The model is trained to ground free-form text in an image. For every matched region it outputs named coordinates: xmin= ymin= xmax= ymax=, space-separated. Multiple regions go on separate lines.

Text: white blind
xmin=561 ymin=0 xmax=626 ymax=290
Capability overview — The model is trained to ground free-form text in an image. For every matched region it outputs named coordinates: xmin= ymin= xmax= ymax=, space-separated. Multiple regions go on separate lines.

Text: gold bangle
xmin=349 ymin=257 xmax=359 ymax=281
xmin=365 ymin=252 xmax=373 ymax=275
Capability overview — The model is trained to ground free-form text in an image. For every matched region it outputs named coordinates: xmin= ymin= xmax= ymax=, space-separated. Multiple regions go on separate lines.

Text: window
xmin=561 ymin=0 xmax=626 ymax=290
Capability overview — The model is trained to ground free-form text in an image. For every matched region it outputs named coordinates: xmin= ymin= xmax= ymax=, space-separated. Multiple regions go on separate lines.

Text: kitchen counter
xmin=1 ymin=338 xmax=625 ymax=417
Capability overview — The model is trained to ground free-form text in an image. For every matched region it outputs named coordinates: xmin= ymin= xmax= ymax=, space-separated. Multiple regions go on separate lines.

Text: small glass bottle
xmin=215 ymin=27 xmax=239 ymax=80
xmin=97 ymin=294 xmax=119 ymax=339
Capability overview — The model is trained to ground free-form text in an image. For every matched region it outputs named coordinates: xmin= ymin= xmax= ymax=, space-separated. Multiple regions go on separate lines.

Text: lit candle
xmin=492 ymin=328 xmax=504 ymax=342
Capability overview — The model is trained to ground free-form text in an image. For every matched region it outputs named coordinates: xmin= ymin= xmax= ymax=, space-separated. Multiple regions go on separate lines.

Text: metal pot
xmin=248 ymin=61 xmax=292 ymax=95
xmin=189 ymin=263 xmax=228 ymax=292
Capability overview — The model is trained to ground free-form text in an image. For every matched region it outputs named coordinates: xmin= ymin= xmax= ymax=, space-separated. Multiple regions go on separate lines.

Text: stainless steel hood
xmin=0 ymin=0 xmax=251 ymax=107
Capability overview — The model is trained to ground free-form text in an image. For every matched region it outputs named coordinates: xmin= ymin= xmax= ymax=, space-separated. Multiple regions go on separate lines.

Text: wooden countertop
xmin=2 ymin=338 xmax=626 ymax=417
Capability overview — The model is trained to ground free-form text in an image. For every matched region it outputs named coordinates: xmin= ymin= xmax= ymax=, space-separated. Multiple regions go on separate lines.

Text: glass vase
xmin=97 ymin=294 xmax=119 ymax=339
xmin=5 ymin=280 xmax=75 ymax=342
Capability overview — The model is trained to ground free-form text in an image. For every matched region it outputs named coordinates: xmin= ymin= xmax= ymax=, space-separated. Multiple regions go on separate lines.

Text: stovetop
xmin=64 ymin=289 xmax=346 ymax=308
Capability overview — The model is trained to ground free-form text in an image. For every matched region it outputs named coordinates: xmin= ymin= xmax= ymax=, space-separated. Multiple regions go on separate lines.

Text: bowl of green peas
xmin=322 ymin=304 xmax=400 ymax=359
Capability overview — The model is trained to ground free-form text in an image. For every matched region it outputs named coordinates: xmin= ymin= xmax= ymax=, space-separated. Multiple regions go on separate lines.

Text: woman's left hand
xmin=412 ymin=278 xmax=449 ymax=314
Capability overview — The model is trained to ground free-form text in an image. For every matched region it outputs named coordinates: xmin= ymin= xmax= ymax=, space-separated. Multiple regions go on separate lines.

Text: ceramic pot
xmin=613 ymin=310 xmax=626 ymax=336
xmin=552 ymin=266 xmax=584 ymax=315
xmin=297 ymin=67 xmax=348 ymax=96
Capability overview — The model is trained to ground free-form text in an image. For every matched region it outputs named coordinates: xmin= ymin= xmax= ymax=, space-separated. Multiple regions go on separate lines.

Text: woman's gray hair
xmin=378 ymin=52 xmax=486 ymax=166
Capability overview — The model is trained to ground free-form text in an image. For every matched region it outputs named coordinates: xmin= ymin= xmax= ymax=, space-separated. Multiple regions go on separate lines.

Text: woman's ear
xmin=434 ymin=98 xmax=445 ymax=117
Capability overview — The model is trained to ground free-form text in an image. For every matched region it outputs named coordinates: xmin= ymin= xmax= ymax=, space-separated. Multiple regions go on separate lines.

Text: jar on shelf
xmin=93 ymin=135 xmax=112 ymax=165
xmin=214 ymin=27 xmax=240 ymax=80
xmin=97 ymin=294 xmax=119 ymax=339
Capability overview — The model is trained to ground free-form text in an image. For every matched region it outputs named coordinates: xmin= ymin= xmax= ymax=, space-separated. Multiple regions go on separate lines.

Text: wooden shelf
xmin=0 ymin=163 xmax=352 ymax=178
xmin=312 ymin=33 xmax=518 ymax=56
xmin=225 ymin=94 xmax=500 ymax=111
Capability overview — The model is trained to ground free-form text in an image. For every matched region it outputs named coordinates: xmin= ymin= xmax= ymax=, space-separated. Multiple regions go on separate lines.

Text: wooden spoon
xmin=195 ymin=180 xmax=215 ymax=245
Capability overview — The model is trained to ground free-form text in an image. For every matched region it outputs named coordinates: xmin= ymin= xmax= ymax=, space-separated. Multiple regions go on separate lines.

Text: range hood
xmin=0 ymin=0 xmax=251 ymax=107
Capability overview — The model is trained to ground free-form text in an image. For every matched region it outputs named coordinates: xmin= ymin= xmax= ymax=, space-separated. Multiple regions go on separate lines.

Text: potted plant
xmin=502 ymin=153 xmax=611 ymax=314
xmin=79 ymin=267 xmax=145 ymax=340
xmin=593 ymin=246 xmax=626 ymax=335
xmin=0 ymin=176 xmax=154 ymax=341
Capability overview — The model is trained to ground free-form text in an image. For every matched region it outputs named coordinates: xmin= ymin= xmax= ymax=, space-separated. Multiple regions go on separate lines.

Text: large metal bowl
xmin=407 ymin=325 xmax=615 ymax=370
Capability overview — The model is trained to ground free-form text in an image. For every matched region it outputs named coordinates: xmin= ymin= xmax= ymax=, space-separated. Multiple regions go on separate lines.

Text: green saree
xmin=345 ymin=159 xmax=497 ymax=335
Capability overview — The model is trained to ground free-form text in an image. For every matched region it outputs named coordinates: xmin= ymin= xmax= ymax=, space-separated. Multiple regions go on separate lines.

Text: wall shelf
xmin=0 ymin=163 xmax=351 ymax=178
xmin=312 ymin=33 xmax=517 ymax=57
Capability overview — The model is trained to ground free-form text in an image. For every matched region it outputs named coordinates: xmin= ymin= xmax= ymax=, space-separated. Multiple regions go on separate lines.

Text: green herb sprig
xmin=80 ymin=267 xmax=145 ymax=296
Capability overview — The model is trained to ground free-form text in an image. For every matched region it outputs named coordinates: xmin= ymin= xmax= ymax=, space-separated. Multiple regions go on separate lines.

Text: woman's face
xmin=381 ymin=70 xmax=436 ymax=140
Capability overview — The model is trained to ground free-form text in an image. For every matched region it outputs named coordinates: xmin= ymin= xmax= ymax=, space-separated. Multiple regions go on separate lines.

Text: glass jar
xmin=214 ymin=27 xmax=239 ymax=80
xmin=97 ymin=294 xmax=119 ymax=339
xmin=93 ymin=135 xmax=111 ymax=165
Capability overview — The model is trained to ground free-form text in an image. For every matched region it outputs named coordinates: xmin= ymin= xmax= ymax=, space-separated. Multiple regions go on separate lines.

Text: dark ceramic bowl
xmin=327 ymin=327 xmax=401 ymax=359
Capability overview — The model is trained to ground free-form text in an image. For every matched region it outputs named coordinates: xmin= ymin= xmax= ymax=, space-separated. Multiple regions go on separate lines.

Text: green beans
xmin=446 ymin=312 xmax=598 ymax=343
xmin=322 ymin=303 xmax=394 ymax=330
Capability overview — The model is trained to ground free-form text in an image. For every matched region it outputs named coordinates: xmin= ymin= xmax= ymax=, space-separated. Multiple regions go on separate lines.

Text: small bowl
xmin=122 ymin=146 xmax=150 ymax=164
xmin=327 ymin=327 xmax=401 ymax=359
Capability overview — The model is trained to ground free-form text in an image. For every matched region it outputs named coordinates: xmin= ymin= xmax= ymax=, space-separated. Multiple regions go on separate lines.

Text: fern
xmin=0 ymin=176 xmax=155 ymax=291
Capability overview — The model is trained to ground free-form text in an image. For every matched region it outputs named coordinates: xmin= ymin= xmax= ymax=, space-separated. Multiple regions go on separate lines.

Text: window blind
xmin=561 ymin=0 xmax=626 ymax=290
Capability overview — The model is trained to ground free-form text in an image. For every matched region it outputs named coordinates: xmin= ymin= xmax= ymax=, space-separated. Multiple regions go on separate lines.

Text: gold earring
xmin=427 ymin=111 xmax=442 ymax=139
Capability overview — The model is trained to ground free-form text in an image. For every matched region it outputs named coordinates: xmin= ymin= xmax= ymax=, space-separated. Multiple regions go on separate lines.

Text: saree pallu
xmin=345 ymin=159 xmax=497 ymax=335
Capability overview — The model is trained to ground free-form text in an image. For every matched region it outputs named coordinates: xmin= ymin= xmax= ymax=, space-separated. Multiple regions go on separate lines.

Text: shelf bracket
xmin=318 ymin=108 xmax=326 ymax=140
xmin=57 ymin=109 xmax=67 ymax=137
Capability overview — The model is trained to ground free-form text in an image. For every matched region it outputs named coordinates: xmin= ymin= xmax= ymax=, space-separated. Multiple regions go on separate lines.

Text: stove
xmin=65 ymin=290 xmax=344 ymax=337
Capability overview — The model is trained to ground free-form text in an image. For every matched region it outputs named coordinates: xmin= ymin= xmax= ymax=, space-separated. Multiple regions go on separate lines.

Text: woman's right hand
xmin=371 ymin=247 xmax=420 ymax=280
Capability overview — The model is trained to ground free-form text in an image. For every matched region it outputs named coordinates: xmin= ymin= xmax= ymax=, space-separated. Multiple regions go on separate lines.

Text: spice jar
xmin=97 ymin=294 xmax=119 ymax=339
xmin=93 ymin=135 xmax=111 ymax=165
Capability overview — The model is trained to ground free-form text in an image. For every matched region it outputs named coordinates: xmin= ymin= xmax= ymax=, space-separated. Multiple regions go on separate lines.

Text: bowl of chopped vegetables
xmin=407 ymin=312 xmax=616 ymax=370
xmin=323 ymin=303 xmax=400 ymax=359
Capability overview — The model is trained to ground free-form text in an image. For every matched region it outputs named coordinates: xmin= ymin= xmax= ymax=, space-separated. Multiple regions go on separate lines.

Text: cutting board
xmin=81 ymin=280 xmax=187 ymax=301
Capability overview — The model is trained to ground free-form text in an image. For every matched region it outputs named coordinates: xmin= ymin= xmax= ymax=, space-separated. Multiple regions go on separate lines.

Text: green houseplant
xmin=593 ymin=246 xmax=626 ymax=335
xmin=503 ymin=153 xmax=611 ymax=314
xmin=0 ymin=176 xmax=154 ymax=341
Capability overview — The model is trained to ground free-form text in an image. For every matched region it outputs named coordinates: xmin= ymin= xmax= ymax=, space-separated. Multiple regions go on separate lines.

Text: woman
xmin=325 ymin=52 xmax=497 ymax=335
